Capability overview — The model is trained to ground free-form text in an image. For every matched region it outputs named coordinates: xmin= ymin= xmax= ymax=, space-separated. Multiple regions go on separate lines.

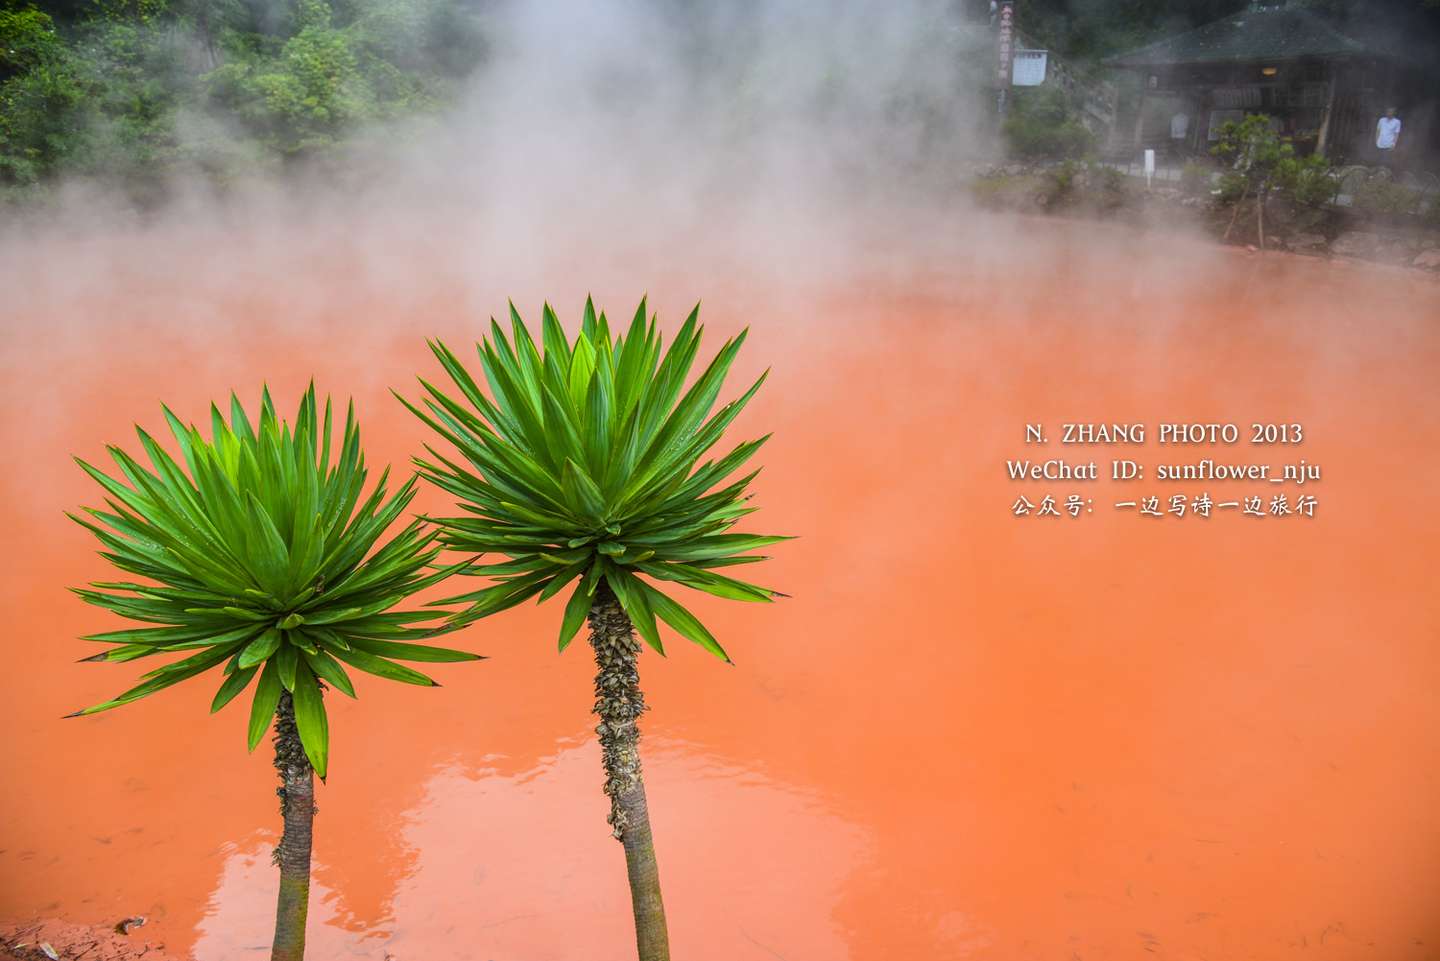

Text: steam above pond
xmin=3 ymin=0 xmax=998 ymax=298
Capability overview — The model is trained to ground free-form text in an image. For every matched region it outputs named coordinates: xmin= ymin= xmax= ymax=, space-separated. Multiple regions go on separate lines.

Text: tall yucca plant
xmin=66 ymin=385 xmax=479 ymax=961
xmin=400 ymin=298 xmax=787 ymax=961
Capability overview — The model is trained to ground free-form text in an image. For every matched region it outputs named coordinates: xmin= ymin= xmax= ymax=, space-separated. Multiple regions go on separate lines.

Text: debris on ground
xmin=1 ymin=918 xmax=182 ymax=961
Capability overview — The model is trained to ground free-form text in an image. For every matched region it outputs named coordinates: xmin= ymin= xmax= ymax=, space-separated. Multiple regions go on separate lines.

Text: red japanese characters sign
xmin=997 ymin=1 xmax=1014 ymax=86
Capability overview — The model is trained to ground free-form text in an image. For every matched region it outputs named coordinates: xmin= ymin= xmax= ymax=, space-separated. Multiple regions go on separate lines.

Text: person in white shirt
xmin=1375 ymin=107 xmax=1402 ymax=156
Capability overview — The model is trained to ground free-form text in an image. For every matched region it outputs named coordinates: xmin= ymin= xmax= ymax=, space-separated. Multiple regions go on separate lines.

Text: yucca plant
xmin=66 ymin=385 xmax=479 ymax=961
xmin=400 ymin=298 xmax=787 ymax=961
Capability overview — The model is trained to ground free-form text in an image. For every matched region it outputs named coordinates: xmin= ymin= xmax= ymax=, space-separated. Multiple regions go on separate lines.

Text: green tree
xmin=0 ymin=2 xmax=59 ymax=79
xmin=0 ymin=0 xmax=192 ymax=193
xmin=401 ymin=299 xmax=787 ymax=961
xmin=68 ymin=385 xmax=480 ymax=961
xmin=78 ymin=18 xmax=189 ymax=184
xmin=1212 ymin=115 xmax=1340 ymax=243
xmin=1 ymin=0 xmax=488 ymax=195
xmin=202 ymin=0 xmax=450 ymax=158
xmin=0 ymin=53 xmax=88 ymax=185
xmin=1003 ymin=86 xmax=1095 ymax=160
xmin=204 ymin=1 xmax=375 ymax=156
xmin=0 ymin=2 xmax=84 ymax=185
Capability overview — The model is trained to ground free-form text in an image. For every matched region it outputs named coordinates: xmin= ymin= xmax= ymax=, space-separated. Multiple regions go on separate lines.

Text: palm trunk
xmin=588 ymin=583 xmax=670 ymax=961
xmin=271 ymin=691 xmax=314 ymax=961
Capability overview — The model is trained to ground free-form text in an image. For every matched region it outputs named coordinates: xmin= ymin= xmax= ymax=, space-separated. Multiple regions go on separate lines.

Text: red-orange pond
xmin=2 ymin=216 xmax=1438 ymax=960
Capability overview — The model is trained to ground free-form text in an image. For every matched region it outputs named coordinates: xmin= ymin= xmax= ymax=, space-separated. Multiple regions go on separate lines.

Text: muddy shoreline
xmin=1 ymin=920 xmax=182 ymax=961
xmin=968 ymin=163 xmax=1440 ymax=273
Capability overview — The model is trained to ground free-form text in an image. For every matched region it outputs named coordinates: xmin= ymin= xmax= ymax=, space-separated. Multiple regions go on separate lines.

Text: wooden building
xmin=1106 ymin=4 xmax=1434 ymax=165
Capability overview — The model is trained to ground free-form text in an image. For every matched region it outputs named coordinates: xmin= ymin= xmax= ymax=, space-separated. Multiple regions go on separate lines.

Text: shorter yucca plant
xmin=67 ymin=385 xmax=479 ymax=961
xmin=401 ymin=298 xmax=787 ymax=961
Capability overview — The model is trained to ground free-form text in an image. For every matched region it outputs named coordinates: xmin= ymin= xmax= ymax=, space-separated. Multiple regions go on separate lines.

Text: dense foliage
xmin=1002 ymin=86 xmax=1095 ymax=160
xmin=9 ymin=0 xmax=1436 ymax=200
xmin=0 ymin=0 xmax=487 ymax=196
xmin=1211 ymin=113 xmax=1337 ymax=207
xmin=401 ymin=299 xmax=787 ymax=659
xmin=68 ymin=385 xmax=477 ymax=779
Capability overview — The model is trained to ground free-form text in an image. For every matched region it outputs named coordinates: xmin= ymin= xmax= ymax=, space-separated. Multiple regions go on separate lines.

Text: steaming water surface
xmin=2 ymin=218 xmax=1438 ymax=960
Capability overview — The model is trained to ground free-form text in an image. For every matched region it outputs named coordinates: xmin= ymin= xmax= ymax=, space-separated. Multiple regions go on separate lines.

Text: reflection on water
xmin=3 ymin=218 xmax=1440 ymax=959
xmin=390 ymin=741 xmax=864 ymax=960
xmin=194 ymin=842 xmax=373 ymax=958
xmin=191 ymin=741 xmax=866 ymax=960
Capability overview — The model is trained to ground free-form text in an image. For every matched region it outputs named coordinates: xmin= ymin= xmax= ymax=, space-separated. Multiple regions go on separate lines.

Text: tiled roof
xmin=1106 ymin=6 xmax=1369 ymax=67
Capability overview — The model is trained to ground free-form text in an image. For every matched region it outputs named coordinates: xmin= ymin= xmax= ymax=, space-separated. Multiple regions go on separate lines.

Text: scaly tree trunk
xmin=588 ymin=584 xmax=670 ymax=961
xmin=271 ymin=691 xmax=314 ymax=961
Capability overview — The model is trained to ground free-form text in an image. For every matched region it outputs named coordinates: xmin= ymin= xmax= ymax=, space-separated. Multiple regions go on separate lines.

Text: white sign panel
xmin=1012 ymin=50 xmax=1048 ymax=87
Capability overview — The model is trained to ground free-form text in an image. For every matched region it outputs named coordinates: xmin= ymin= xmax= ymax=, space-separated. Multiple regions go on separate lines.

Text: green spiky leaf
xmin=68 ymin=384 xmax=481 ymax=772
xmin=405 ymin=299 xmax=787 ymax=660
xmin=291 ymin=663 xmax=330 ymax=779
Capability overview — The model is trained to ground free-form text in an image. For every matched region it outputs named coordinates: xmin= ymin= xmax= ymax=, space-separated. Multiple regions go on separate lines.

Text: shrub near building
xmin=1002 ymin=86 xmax=1095 ymax=161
